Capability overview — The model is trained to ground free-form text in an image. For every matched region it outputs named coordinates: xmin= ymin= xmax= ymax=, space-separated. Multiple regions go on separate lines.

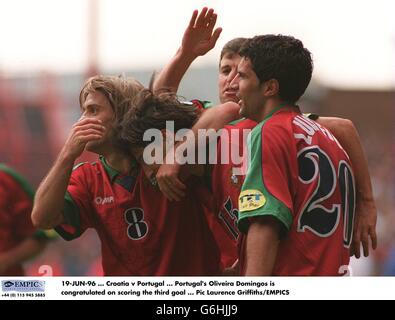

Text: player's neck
xmin=104 ymin=153 xmax=135 ymax=175
xmin=256 ymin=99 xmax=289 ymax=122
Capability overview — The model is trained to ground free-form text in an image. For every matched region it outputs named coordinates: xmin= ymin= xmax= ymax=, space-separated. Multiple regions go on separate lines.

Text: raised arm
xmin=32 ymin=117 xmax=104 ymax=229
xmin=152 ymin=8 xmax=222 ymax=94
xmin=316 ymin=117 xmax=377 ymax=258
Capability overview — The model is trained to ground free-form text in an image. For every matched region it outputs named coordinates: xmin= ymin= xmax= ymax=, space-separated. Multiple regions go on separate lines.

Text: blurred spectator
xmin=0 ymin=163 xmax=52 ymax=275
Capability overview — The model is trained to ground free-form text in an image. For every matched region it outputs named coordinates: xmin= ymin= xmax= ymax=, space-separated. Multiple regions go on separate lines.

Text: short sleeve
xmin=191 ymin=99 xmax=213 ymax=111
xmin=55 ymin=163 xmax=93 ymax=241
xmin=238 ymin=120 xmax=293 ymax=234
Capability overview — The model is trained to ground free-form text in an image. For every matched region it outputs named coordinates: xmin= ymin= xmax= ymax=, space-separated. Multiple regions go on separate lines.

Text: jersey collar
xmin=99 ymin=156 xmax=139 ymax=182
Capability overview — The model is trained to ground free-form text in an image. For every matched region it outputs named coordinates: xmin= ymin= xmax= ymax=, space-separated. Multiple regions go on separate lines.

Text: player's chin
xmin=85 ymin=140 xmax=102 ymax=153
xmin=220 ymin=94 xmax=239 ymax=104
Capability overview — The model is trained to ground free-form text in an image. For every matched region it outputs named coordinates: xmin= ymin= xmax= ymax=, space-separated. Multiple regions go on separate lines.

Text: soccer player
xmin=31 ymin=75 xmax=221 ymax=276
xmin=0 ymin=164 xmax=49 ymax=275
xmin=233 ymin=35 xmax=355 ymax=275
xmin=152 ymin=8 xmax=377 ymax=271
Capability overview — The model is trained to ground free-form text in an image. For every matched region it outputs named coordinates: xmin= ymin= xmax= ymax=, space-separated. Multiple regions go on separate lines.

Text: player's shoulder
xmin=258 ymin=110 xmax=295 ymax=137
xmin=0 ymin=163 xmax=34 ymax=199
xmin=228 ymin=118 xmax=257 ymax=129
xmin=72 ymin=161 xmax=96 ymax=171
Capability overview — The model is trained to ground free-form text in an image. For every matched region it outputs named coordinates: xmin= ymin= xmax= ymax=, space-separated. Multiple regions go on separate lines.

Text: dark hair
xmin=239 ymin=35 xmax=313 ymax=103
xmin=220 ymin=37 xmax=248 ymax=62
xmin=116 ymin=90 xmax=199 ymax=148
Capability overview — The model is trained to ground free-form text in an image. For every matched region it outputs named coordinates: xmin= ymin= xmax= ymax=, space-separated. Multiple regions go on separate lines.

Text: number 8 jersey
xmin=238 ymin=108 xmax=355 ymax=276
xmin=55 ymin=156 xmax=220 ymax=276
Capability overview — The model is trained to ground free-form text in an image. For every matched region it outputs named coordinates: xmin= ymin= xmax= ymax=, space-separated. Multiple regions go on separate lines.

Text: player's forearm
xmin=0 ymin=237 xmax=46 ymax=272
xmin=172 ymin=102 xmax=240 ymax=164
xmin=319 ymin=118 xmax=375 ymax=202
xmin=32 ymin=147 xmax=75 ymax=229
xmin=195 ymin=101 xmax=241 ymax=131
xmin=153 ymin=47 xmax=197 ymax=94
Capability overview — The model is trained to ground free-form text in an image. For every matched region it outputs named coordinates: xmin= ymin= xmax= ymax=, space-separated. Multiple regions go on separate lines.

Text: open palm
xmin=182 ymin=8 xmax=222 ymax=57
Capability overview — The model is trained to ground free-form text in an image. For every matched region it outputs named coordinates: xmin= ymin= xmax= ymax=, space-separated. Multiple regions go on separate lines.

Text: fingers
xmin=77 ymin=128 xmax=104 ymax=137
xmin=168 ymin=178 xmax=186 ymax=199
xmin=195 ymin=7 xmax=209 ymax=27
xmin=161 ymin=178 xmax=186 ymax=201
xmin=353 ymin=233 xmax=361 ymax=259
xmin=209 ymin=27 xmax=222 ymax=47
xmin=371 ymin=230 xmax=378 ymax=250
xmin=71 ymin=124 xmax=104 ymax=148
xmin=362 ymin=228 xmax=378 ymax=257
xmin=166 ymin=183 xmax=185 ymax=201
xmin=73 ymin=117 xmax=106 ymax=136
xmin=73 ymin=117 xmax=103 ymax=128
xmin=75 ymin=124 xmax=106 ymax=133
xmin=205 ymin=8 xmax=215 ymax=27
xmin=349 ymin=242 xmax=355 ymax=257
xmin=194 ymin=7 xmax=217 ymax=29
xmin=76 ymin=134 xmax=103 ymax=144
xmin=361 ymin=231 xmax=369 ymax=257
xmin=207 ymin=13 xmax=218 ymax=32
xmin=158 ymin=179 xmax=185 ymax=201
xmin=188 ymin=10 xmax=198 ymax=28
xmin=157 ymin=174 xmax=186 ymax=201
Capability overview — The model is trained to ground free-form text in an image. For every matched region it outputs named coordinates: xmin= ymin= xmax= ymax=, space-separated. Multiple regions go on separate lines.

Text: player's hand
xmin=350 ymin=198 xmax=378 ymax=258
xmin=64 ymin=117 xmax=105 ymax=159
xmin=181 ymin=7 xmax=222 ymax=58
xmin=156 ymin=162 xmax=186 ymax=202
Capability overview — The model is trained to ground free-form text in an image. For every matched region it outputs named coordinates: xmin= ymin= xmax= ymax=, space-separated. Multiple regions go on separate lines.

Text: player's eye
xmin=221 ymin=67 xmax=230 ymax=75
xmin=88 ymin=106 xmax=98 ymax=115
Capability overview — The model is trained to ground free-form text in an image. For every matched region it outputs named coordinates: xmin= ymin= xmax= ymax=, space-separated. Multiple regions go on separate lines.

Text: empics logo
xmin=1 ymin=280 xmax=45 ymax=292
xmin=3 ymin=281 xmax=14 ymax=288
xmin=239 ymin=189 xmax=266 ymax=212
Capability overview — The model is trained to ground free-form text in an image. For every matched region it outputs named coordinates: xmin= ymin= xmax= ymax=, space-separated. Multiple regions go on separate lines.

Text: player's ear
xmin=261 ymin=79 xmax=279 ymax=98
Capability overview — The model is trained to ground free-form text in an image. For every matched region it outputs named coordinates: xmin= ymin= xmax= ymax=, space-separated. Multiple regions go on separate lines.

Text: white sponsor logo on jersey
xmin=95 ymin=196 xmax=114 ymax=205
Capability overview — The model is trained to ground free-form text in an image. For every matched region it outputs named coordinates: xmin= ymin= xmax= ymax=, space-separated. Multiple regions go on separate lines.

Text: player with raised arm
xmin=152 ymin=8 xmax=377 ymax=272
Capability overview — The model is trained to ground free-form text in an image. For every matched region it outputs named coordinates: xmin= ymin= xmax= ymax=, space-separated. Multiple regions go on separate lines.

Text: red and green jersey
xmin=0 ymin=164 xmax=35 ymax=276
xmin=189 ymin=99 xmax=243 ymax=270
xmin=202 ymin=106 xmax=319 ymax=270
xmin=238 ymin=108 xmax=355 ymax=276
xmin=209 ymin=118 xmax=256 ymax=269
xmin=189 ymin=99 xmax=256 ymax=270
xmin=56 ymin=157 xmax=220 ymax=276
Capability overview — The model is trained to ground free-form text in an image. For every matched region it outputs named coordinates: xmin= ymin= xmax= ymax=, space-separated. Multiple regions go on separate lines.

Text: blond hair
xmin=79 ymin=75 xmax=144 ymax=123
